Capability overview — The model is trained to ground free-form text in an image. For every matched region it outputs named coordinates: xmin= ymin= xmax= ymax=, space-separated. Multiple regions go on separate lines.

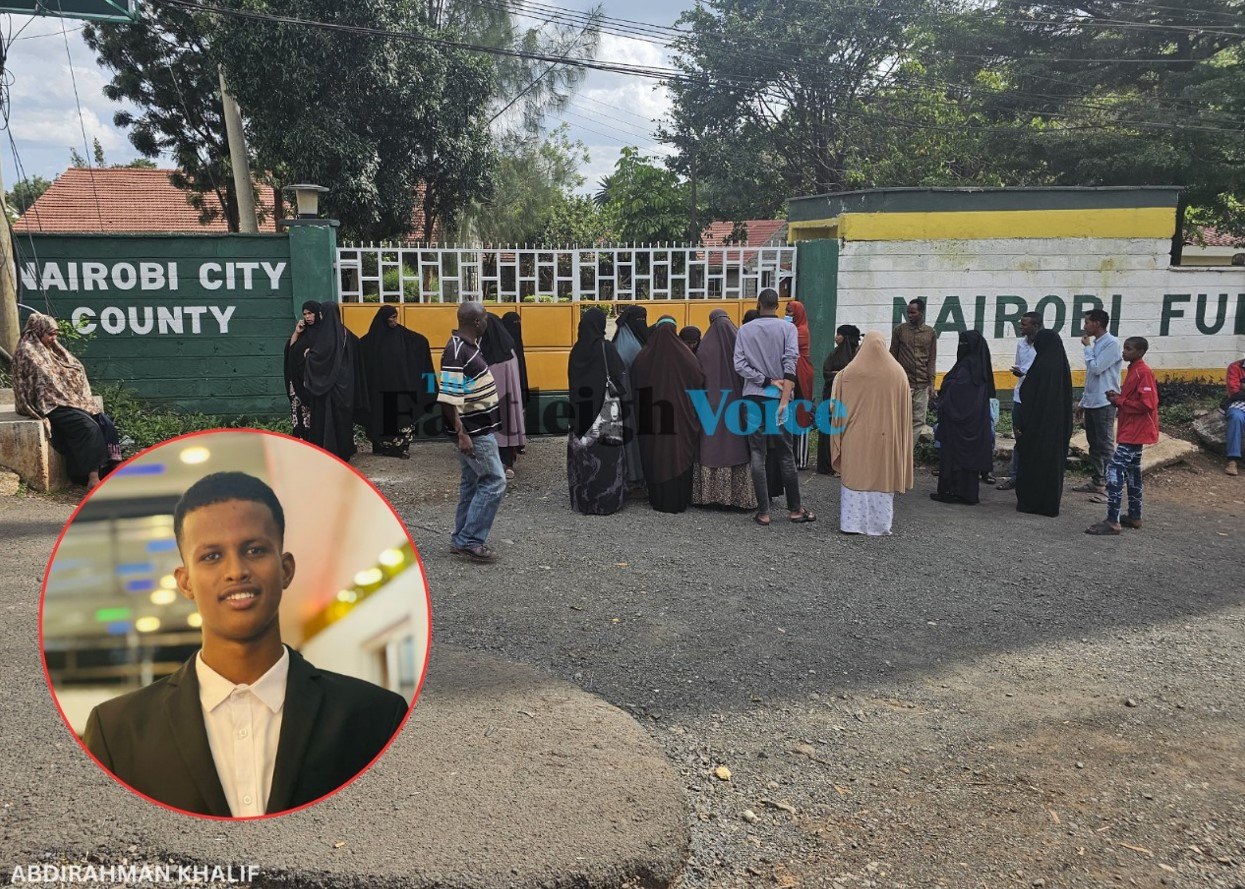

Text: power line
xmin=151 ymin=0 xmax=1245 ymax=140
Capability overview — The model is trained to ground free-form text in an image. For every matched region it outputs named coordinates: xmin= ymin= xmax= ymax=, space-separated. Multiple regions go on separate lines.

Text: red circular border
xmin=36 ymin=427 xmax=433 ymax=821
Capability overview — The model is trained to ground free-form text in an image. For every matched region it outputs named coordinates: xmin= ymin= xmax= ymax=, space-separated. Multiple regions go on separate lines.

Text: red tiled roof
xmin=13 ymin=168 xmax=278 ymax=234
xmin=701 ymin=219 xmax=787 ymax=248
xmin=1185 ymin=226 xmax=1245 ymax=248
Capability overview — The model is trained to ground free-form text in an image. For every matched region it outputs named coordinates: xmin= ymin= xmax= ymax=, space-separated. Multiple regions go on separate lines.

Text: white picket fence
xmin=336 ymin=244 xmax=797 ymax=303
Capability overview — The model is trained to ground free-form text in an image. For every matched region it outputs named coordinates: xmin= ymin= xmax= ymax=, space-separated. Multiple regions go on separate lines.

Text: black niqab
xmin=303 ymin=300 xmax=346 ymax=397
xmin=568 ymin=307 xmax=626 ymax=438
xmin=480 ymin=313 xmax=516 ymax=366
xmin=1015 ymin=329 xmax=1074 ymax=517
xmin=360 ymin=306 xmax=437 ymax=440
xmin=614 ymin=305 xmax=650 ymax=345
xmin=935 ymin=330 xmax=994 ymax=472
xmin=502 ymin=311 xmax=530 ymax=404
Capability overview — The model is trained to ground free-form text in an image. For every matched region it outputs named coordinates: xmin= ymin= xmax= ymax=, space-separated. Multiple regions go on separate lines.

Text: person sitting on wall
xmin=1225 ymin=353 xmax=1245 ymax=477
xmin=82 ymin=471 xmax=409 ymax=818
xmin=11 ymin=313 xmax=122 ymax=490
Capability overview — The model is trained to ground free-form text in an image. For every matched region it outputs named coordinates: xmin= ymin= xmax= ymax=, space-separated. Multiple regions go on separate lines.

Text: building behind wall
xmin=787 ymin=186 xmax=1245 ymax=394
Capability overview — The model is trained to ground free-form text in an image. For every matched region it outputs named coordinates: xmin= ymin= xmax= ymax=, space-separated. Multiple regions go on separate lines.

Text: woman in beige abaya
xmin=829 ymin=331 xmax=914 ymax=535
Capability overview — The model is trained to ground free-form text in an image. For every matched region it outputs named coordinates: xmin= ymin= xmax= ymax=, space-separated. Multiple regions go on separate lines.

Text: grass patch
xmin=101 ymin=384 xmax=292 ymax=457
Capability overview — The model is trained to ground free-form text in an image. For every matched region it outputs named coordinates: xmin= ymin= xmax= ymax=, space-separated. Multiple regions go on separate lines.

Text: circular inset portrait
xmin=39 ymin=429 xmax=430 ymax=819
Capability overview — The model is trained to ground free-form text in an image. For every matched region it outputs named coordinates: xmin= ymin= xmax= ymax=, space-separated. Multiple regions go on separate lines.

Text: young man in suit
xmin=82 ymin=471 xmax=409 ymax=818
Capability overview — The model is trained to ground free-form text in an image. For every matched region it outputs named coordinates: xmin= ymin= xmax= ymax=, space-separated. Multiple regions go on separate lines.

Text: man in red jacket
xmin=1085 ymin=337 xmax=1159 ymax=535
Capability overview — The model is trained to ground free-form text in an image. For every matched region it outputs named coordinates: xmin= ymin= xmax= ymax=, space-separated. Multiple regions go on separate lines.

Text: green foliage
xmin=83 ymin=10 xmax=259 ymax=230
xmin=465 ymin=127 xmax=592 ymax=244
xmin=1155 ymin=379 xmax=1223 ymax=428
xmin=597 ymin=147 xmax=691 ymax=244
xmin=211 ymin=0 xmax=495 ymax=242
xmin=538 ymin=193 xmax=609 ymax=246
xmin=100 ymin=384 xmax=291 ymax=457
xmin=5 ymin=176 xmax=51 ymax=218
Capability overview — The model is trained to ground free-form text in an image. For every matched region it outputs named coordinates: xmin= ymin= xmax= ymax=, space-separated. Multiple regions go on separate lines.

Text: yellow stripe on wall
xmin=839 ymin=207 xmax=1176 ymax=242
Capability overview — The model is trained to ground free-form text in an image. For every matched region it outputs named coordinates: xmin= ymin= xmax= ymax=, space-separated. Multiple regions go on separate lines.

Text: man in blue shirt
xmin=1072 ymin=308 xmax=1124 ymax=496
xmin=733 ymin=288 xmax=815 ymax=526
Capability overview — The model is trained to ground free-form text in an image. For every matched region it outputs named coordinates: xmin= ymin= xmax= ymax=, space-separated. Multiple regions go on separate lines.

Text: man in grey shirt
xmin=1072 ymin=308 xmax=1124 ymax=496
xmin=733 ymin=288 xmax=815 ymax=525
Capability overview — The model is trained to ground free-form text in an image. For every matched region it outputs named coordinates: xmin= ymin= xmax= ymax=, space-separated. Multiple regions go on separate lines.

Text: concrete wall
xmin=833 ymin=237 xmax=1245 ymax=388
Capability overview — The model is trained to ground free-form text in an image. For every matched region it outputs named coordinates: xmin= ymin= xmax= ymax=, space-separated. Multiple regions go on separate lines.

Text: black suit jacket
xmin=82 ymin=647 xmax=409 ymax=816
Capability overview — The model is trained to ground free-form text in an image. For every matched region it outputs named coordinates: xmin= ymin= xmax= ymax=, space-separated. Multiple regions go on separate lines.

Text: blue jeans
xmin=1105 ymin=443 xmax=1143 ymax=524
xmin=452 ymin=432 xmax=507 ymax=549
xmin=1009 ymin=401 xmax=1023 ymax=479
xmin=1227 ymin=407 xmax=1245 ymax=459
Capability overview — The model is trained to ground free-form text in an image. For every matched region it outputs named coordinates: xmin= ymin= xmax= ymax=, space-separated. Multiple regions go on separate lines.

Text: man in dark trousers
xmin=83 ymin=471 xmax=409 ymax=817
xmin=890 ymin=298 xmax=938 ymax=443
xmin=733 ymin=288 xmax=815 ymax=527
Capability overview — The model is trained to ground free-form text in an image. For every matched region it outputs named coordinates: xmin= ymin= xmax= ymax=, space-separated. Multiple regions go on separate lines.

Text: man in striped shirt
xmin=438 ymin=301 xmax=507 ymax=563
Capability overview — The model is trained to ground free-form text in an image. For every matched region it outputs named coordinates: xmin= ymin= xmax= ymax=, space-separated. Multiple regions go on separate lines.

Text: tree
xmin=84 ymin=0 xmax=601 ymax=240
xmin=83 ymin=7 xmax=256 ymax=230
xmin=5 ymin=176 xmax=52 ymax=219
xmin=538 ymin=193 xmax=609 ymax=246
xmin=660 ymin=0 xmax=949 ymax=222
xmin=597 ymin=147 xmax=690 ymax=244
xmin=70 ymin=138 xmax=166 ymax=171
xmin=910 ymin=0 xmax=1245 ymax=233
xmin=464 ymin=126 xmax=590 ymax=244
xmin=209 ymin=0 xmax=496 ymax=242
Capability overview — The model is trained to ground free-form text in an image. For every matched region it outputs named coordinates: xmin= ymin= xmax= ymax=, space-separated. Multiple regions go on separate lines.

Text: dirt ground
xmin=358 ymin=435 xmax=1245 ymax=889
xmin=10 ymin=436 xmax=1244 ymax=889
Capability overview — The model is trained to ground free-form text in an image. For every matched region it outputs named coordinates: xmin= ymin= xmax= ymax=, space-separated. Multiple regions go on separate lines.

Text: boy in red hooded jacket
xmin=1086 ymin=337 xmax=1158 ymax=535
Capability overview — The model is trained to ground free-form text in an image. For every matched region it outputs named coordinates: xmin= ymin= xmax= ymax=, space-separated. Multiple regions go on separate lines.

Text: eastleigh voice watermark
xmin=6 ymin=864 xmax=259 ymax=885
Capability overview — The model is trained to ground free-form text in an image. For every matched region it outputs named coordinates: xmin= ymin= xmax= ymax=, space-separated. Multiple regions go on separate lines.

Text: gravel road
xmin=369 ymin=438 xmax=1244 ymax=889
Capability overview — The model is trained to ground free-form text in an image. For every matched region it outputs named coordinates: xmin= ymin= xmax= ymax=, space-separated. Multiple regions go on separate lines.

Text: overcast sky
xmin=0 ymin=2 xmax=688 ymax=195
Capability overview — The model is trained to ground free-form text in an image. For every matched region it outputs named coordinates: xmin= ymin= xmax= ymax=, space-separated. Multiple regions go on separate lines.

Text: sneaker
xmin=504 ymin=468 xmax=515 ymax=480
xmin=1227 ymin=460 xmax=1239 ymax=477
xmin=1071 ymin=482 xmax=1106 ymax=494
xmin=1120 ymin=516 xmax=1143 ymax=529
xmin=996 ymin=478 xmax=1016 ymax=490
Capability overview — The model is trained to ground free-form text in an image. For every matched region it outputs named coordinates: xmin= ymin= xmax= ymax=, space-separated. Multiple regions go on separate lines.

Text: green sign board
xmin=0 ymin=0 xmax=138 ymax=22
xmin=16 ymin=234 xmax=299 ymax=417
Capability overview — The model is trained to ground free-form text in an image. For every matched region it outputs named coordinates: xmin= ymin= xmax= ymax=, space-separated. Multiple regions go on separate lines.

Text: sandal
xmin=753 ymin=513 xmax=771 ymax=527
xmin=1088 ymin=493 xmax=1108 ymax=504
xmin=1084 ymin=521 xmax=1121 ymax=536
xmin=788 ymin=508 xmax=817 ymax=523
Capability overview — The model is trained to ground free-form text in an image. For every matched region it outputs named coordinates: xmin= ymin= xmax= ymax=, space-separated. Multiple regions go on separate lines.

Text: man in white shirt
xmin=997 ymin=311 xmax=1041 ymax=491
xmin=83 ymin=471 xmax=409 ymax=818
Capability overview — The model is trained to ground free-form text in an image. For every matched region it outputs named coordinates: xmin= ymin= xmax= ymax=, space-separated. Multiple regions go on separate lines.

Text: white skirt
xmin=840 ymin=486 xmax=894 ymax=536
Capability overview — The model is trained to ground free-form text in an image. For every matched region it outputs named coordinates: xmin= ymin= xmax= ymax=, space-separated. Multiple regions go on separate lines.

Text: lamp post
xmin=280 ymin=184 xmax=335 ymax=228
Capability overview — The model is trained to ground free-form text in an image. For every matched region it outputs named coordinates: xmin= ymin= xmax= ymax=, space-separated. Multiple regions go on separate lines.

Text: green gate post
xmin=796 ymin=239 xmax=839 ymax=396
xmin=288 ymin=223 xmax=338 ymax=317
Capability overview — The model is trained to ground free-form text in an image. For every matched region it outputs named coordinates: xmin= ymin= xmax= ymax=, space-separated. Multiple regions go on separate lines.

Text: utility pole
xmin=688 ymin=145 xmax=698 ymax=245
xmin=0 ymin=163 xmax=19 ymax=356
xmin=219 ymin=66 xmax=258 ymax=234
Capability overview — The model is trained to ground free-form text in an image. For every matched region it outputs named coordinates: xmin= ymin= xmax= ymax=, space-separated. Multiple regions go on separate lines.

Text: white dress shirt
xmin=196 ymin=648 xmax=288 ymax=817
xmin=1013 ymin=337 xmax=1037 ymax=403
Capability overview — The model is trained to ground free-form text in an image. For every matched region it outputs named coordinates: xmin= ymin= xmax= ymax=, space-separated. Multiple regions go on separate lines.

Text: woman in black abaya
xmin=284 ymin=300 xmax=320 ymax=440
xmin=816 ymin=324 xmax=861 ymax=475
xmin=360 ymin=305 xmax=436 ymax=457
xmin=630 ymin=316 xmax=705 ymax=513
xmin=1015 ymin=329 xmax=1074 ymax=517
xmin=567 ymin=307 xmax=629 ymax=515
xmin=302 ymin=301 xmax=363 ymax=462
xmin=612 ymin=305 xmax=650 ymax=490
xmin=931 ymin=330 xmax=994 ymax=505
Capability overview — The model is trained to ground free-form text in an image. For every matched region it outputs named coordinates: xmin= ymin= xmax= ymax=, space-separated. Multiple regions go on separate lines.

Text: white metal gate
xmin=336 ymin=244 xmax=796 ymax=303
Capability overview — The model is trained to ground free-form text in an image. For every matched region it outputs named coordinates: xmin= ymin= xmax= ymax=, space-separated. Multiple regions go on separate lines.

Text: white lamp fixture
xmin=283 ymin=183 xmax=329 ymax=219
